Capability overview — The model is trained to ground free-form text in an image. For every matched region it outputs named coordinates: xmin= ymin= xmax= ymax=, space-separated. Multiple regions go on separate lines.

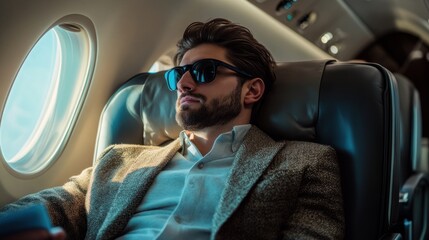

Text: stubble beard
xmin=176 ymin=84 xmax=242 ymax=131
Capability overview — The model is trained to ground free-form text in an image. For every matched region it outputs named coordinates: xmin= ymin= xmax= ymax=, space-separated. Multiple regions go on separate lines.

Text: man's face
xmin=175 ymin=44 xmax=244 ymax=130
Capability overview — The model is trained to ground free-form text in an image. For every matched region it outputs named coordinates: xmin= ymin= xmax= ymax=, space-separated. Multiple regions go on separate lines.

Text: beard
xmin=176 ymin=84 xmax=242 ymax=131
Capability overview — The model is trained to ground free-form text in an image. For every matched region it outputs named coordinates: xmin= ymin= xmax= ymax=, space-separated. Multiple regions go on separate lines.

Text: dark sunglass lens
xmin=165 ymin=68 xmax=183 ymax=90
xmin=193 ymin=61 xmax=216 ymax=84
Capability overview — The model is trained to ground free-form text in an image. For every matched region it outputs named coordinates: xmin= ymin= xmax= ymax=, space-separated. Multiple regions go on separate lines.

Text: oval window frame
xmin=0 ymin=15 xmax=97 ymax=177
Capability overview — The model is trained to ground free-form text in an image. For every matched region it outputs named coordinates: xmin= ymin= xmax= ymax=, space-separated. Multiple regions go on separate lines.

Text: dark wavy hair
xmin=175 ymin=18 xmax=276 ymax=96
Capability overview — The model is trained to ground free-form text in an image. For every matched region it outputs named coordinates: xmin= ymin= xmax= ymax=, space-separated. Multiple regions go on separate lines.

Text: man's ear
xmin=243 ymin=78 xmax=265 ymax=105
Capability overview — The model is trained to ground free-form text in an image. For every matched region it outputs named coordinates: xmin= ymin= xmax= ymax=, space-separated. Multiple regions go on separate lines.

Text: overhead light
xmin=321 ymin=32 xmax=333 ymax=44
xmin=297 ymin=11 xmax=317 ymax=30
xmin=329 ymin=45 xmax=339 ymax=55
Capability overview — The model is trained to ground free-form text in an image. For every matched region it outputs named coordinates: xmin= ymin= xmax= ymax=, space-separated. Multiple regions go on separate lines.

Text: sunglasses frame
xmin=164 ymin=58 xmax=253 ymax=91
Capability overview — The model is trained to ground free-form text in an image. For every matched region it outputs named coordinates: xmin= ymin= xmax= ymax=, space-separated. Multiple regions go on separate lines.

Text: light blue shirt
xmin=117 ymin=124 xmax=251 ymax=239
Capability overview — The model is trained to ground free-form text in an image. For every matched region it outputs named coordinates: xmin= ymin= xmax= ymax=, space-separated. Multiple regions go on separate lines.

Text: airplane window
xmin=148 ymin=55 xmax=174 ymax=72
xmin=0 ymin=24 xmax=95 ymax=175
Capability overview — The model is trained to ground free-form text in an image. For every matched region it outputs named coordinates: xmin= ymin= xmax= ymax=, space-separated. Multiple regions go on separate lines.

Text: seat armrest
xmin=380 ymin=233 xmax=403 ymax=240
xmin=399 ymin=172 xmax=429 ymax=240
xmin=400 ymin=172 xmax=429 ymax=216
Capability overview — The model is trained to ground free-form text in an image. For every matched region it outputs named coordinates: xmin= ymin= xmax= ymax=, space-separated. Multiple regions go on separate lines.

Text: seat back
xmin=95 ymin=60 xmax=401 ymax=239
xmin=395 ymin=73 xmax=428 ymax=240
xmin=395 ymin=73 xmax=422 ymax=183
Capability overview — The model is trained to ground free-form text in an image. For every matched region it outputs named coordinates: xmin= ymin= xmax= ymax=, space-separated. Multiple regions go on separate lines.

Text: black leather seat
xmin=95 ymin=60 xmax=402 ymax=239
xmin=394 ymin=73 xmax=429 ymax=240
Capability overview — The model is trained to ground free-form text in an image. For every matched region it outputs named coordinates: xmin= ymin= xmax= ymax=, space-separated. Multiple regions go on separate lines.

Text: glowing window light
xmin=0 ymin=24 xmax=95 ymax=175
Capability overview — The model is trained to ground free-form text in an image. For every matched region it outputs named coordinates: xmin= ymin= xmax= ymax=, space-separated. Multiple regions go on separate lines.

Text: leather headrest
xmin=256 ymin=60 xmax=334 ymax=141
xmin=140 ymin=73 xmax=182 ymax=145
xmin=139 ymin=60 xmax=333 ymax=145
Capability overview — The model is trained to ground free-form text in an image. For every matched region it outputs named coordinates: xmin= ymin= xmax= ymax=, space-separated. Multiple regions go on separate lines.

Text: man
xmin=1 ymin=18 xmax=344 ymax=239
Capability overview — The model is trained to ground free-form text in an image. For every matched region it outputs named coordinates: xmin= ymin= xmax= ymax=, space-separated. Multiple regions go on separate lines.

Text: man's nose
xmin=177 ymin=71 xmax=196 ymax=92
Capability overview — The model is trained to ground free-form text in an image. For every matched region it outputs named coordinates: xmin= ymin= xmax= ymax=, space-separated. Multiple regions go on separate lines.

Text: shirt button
xmin=197 ymin=163 xmax=204 ymax=169
xmin=174 ymin=216 xmax=182 ymax=223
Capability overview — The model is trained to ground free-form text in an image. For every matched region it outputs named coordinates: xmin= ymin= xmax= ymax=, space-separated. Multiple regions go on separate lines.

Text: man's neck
xmin=185 ymin=109 xmax=252 ymax=156
xmin=187 ymin=124 xmax=239 ymax=156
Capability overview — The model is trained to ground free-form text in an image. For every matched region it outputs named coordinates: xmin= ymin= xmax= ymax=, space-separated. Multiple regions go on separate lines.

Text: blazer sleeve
xmin=283 ymin=146 xmax=345 ymax=240
xmin=0 ymin=145 xmax=115 ymax=239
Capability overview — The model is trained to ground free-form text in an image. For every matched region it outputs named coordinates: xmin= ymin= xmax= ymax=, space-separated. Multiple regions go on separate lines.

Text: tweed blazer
xmin=1 ymin=126 xmax=344 ymax=239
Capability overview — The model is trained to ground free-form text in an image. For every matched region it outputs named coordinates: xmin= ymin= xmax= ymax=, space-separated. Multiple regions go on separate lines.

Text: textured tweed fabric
xmin=0 ymin=126 xmax=344 ymax=239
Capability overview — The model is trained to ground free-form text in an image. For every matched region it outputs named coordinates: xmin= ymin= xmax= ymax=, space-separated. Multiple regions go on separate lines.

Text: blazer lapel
xmin=97 ymin=140 xmax=181 ymax=239
xmin=212 ymin=126 xmax=285 ymax=236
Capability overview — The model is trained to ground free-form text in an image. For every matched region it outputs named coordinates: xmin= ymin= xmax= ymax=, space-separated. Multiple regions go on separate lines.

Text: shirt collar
xmin=229 ymin=124 xmax=252 ymax=152
xmin=178 ymin=124 xmax=251 ymax=157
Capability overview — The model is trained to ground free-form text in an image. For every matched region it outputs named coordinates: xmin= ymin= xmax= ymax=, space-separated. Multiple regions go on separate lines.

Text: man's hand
xmin=4 ymin=227 xmax=66 ymax=240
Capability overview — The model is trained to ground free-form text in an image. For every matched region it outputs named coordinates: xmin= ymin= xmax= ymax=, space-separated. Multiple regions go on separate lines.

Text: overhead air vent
xmin=276 ymin=0 xmax=297 ymax=11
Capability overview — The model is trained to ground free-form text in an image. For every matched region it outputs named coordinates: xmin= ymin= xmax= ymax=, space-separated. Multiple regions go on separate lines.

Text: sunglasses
xmin=164 ymin=58 xmax=253 ymax=91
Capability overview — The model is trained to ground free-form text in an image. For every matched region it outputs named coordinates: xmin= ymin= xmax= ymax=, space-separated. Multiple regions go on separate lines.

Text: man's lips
xmin=180 ymin=95 xmax=202 ymax=105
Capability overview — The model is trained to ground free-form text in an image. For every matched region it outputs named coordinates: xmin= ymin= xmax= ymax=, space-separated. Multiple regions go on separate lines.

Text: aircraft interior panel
xmin=0 ymin=0 xmax=428 ymax=239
